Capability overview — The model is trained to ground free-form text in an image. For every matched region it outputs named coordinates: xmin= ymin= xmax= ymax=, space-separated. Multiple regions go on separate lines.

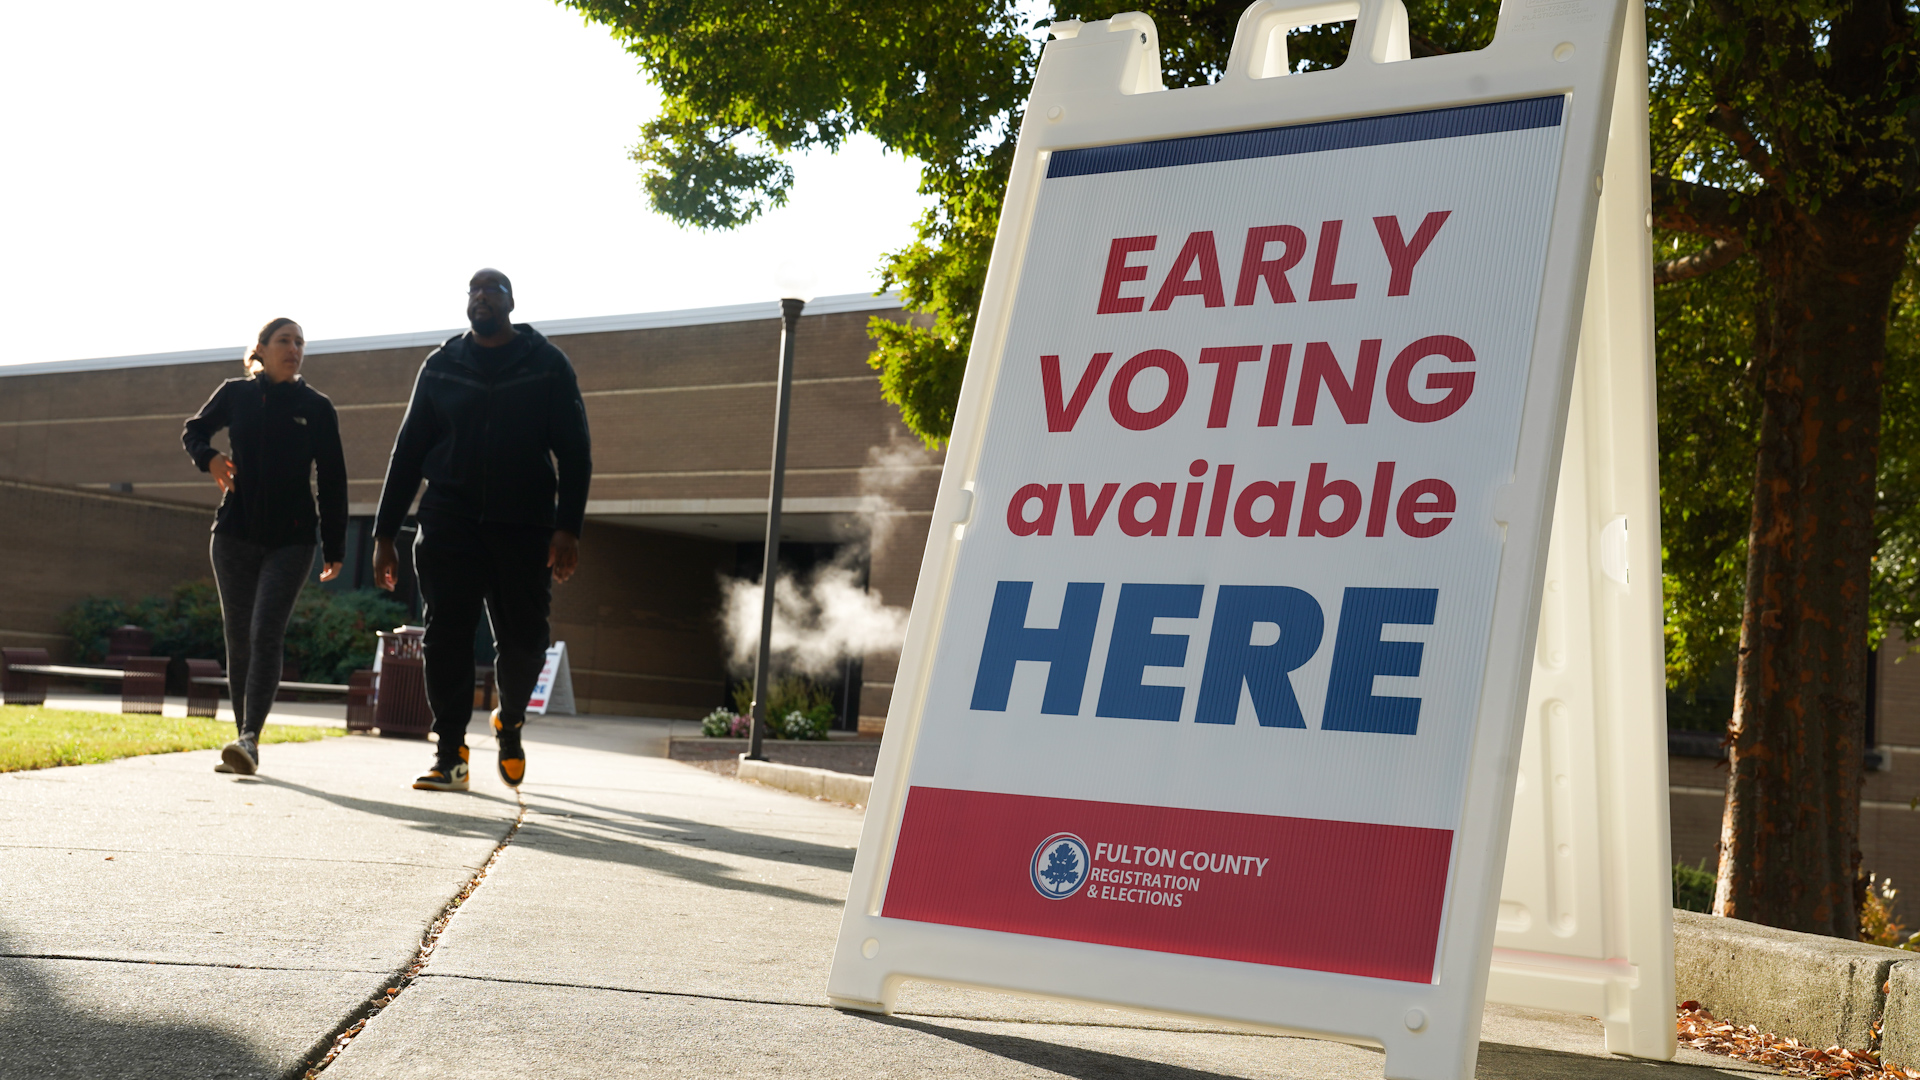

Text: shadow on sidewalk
xmin=526 ymin=791 xmax=857 ymax=872
xmin=1473 ymin=1040 xmax=1742 ymax=1078
xmin=864 ymin=1015 xmax=1739 ymax=1080
xmin=0 ymin=939 xmax=276 ymax=1080
xmin=514 ymin=715 xmax=677 ymax=756
xmin=242 ymin=774 xmax=517 ymax=842
xmin=860 ymin=1014 xmax=1265 ymax=1080
xmin=508 ymin=808 xmax=847 ymax=907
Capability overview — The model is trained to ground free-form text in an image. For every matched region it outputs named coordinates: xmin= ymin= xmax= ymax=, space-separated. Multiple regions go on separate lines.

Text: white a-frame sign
xmin=1486 ymin=0 xmax=1674 ymax=1062
xmin=829 ymin=0 xmax=1672 ymax=1075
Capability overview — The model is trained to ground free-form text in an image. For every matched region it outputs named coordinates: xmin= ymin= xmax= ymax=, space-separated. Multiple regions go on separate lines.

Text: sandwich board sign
xmin=829 ymin=1 xmax=1652 ymax=1076
xmin=1486 ymin=2 xmax=1675 ymax=1060
xmin=527 ymin=642 xmax=574 ymax=716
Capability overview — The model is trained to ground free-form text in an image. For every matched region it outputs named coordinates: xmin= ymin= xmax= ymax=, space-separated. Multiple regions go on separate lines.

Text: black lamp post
xmin=746 ymin=297 xmax=806 ymax=761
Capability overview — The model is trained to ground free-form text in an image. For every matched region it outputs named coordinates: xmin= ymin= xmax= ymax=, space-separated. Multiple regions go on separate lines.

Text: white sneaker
xmin=220 ymin=736 xmax=259 ymax=776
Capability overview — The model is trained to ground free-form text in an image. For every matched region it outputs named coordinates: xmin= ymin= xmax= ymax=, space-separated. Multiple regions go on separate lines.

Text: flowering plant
xmin=701 ymin=708 xmax=752 ymax=738
xmin=701 ymin=705 xmax=829 ymax=740
xmin=775 ymin=707 xmax=831 ymax=741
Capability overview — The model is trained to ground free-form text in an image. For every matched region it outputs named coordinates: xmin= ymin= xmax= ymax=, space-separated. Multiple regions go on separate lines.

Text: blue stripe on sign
xmin=1046 ymin=95 xmax=1565 ymax=179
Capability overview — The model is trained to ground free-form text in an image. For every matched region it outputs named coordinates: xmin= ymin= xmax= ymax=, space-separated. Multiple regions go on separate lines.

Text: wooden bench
xmin=189 ymin=676 xmax=354 ymax=692
xmin=177 ymin=646 xmax=490 ymax=738
xmin=188 ymin=664 xmax=380 ymax=731
xmin=1 ymin=648 xmax=169 ymax=714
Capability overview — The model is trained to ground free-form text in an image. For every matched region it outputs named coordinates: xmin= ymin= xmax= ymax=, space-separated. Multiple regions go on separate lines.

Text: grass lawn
xmin=0 ymin=705 xmax=341 ymax=772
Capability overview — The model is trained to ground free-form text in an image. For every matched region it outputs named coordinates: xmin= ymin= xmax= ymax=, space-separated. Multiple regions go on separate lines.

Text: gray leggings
xmin=210 ymin=535 xmax=314 ymax=734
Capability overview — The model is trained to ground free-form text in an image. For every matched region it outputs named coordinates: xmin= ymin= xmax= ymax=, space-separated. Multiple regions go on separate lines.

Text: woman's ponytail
xmin=246 ymin=317 xmax=298 ymax=375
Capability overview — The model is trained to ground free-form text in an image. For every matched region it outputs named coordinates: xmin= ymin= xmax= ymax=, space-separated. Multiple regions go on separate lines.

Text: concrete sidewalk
xmin=3 ymin=716 xmax=1769 ymax=1079
xmin=37 ymin=691 xmax=358 ymax=728
xmin=0 ymin=730 xmax=519 ymax=1078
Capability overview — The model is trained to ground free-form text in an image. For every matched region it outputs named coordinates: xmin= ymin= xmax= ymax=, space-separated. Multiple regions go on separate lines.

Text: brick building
xmin=0 ymin=293 xmax=939 ymax=727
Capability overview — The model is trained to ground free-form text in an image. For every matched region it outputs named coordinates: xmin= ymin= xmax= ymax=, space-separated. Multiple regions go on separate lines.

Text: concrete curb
xmin=735 ymin=756 xmax=872 ymax=806
xmin=1885 ymin=959 xmax=1920 ymax=1068
xmin=1674 ymin=909 xmax=1916 ymax=1058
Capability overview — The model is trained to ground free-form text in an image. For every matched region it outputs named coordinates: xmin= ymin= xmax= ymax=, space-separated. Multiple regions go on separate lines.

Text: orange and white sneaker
xmin=412 ymin=745 xmax=470 ymax=792
xmin=491 ymin=709 xmax=525 ymax=788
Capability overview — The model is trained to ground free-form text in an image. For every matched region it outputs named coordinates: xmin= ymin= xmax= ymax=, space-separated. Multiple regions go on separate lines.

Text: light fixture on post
xmin=745 ymin=294 xmax=807 ymax=762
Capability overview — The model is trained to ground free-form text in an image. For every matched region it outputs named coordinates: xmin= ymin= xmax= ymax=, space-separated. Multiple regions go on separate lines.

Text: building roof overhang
xmin=0 ymin=291 xmax=902 ymax=379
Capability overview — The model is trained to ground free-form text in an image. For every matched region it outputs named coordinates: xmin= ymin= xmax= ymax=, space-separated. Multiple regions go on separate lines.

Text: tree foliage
xmin=1648 ymin=0 xmax=1920 ymax=235
xmin=560 ymin=0 xmax=1502 ymax=446
xmin=1659 ymin=243 xmax=1920 ymax=713
xmin=1873 ymin=257 xmax=1920 ymax=650
xmin=1649 ymin=0 xmax=1920 ymax=936
xmin=559 ymin=0 xmax=1039 ymax=442
xmin=1654 ymin=236 xmax=1762 ymax=723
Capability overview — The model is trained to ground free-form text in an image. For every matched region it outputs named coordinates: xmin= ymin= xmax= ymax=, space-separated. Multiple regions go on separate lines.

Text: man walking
xmin=372 ymin=268 xmax=592 ymax=791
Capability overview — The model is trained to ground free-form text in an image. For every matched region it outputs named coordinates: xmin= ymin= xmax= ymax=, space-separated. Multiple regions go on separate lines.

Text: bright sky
xmin=0 ymin=1 xmax=933 ymax=367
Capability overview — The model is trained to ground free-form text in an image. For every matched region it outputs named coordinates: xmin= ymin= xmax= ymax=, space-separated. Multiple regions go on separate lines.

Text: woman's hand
xmin=209 ymin=453 xmax=237 ymax=493
xmin=319 ymin=562 xmax=342 ymax=583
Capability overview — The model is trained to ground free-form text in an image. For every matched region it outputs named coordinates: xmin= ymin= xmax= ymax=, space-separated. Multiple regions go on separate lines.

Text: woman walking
xmin=182 ymin=318 xmax=347 ymax=774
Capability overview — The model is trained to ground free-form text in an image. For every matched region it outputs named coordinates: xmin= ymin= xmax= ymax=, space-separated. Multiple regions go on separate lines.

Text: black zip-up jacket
xmin=182 ymin=373 xmax=349 ymax=562
xmin=373 ymin=326 xmax=592 ymax=539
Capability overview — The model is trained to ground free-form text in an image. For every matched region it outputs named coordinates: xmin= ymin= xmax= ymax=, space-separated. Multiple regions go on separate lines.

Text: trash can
xmin=121 ymin=656 xmax=168 ymax=715
xmin=372 ymin=627 xmax=431 ymax=738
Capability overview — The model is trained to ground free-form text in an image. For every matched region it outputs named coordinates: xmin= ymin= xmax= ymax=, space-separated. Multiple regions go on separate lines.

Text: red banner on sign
xmin=882 ymin=786 xmax=1452 ymax=982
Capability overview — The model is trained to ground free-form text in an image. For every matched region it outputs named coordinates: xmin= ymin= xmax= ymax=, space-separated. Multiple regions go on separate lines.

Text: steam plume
xmin=721 ymin=563 xmax=908 ymax=674
xmin=718 ymin=438 xmax=932 ymax=673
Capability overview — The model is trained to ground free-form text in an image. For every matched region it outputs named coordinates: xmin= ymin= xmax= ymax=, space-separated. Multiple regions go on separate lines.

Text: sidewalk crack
xmin=0 ymin=953 xmax=385 ymax=976
xmin=299 ymin=790 xmax=526 ymax=1078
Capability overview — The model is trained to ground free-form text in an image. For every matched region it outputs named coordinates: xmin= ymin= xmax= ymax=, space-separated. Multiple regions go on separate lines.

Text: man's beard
xmin=471 ymin=312 xmax=505 ymax=336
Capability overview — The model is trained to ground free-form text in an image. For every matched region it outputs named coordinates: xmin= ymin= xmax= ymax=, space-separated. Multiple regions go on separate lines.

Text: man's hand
xmin=549 ymin=530 xmax=580 ymax=584
xmin=319 ymin=561 xmax=342 ymax=583
xmin=209 ymin=453 xmax=237 ymax=493
xmin=372 ymin=537 xmax=398 ymax=591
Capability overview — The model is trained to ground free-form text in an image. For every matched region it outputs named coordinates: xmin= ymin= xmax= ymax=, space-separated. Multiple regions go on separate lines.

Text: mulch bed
xmin=1678 ymin=1003 xmax=1920 ymax=1079
xmin=666 ymin=738 xmax=880 ymax=776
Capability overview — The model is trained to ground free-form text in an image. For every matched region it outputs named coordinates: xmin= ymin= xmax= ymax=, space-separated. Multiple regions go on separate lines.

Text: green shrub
xmin=62 ymin=596 xmax=138 ymax=663
xmin=63 ymin=581 xmax=225 ymax=665
xmin=1861 ymin=874 xmax=1920 ymax=951
xmin=63 ymin=581 xmax=406 ymax=686
xmin=1673 ymin=859 xmax=1716 ymax=913
xmin=286 ymin=588 xmax=409 ymax=685
xmin=143 ymin=581 xmax=227 ymax=666
xmin=730 ymin=675 xmax=836 ymax=738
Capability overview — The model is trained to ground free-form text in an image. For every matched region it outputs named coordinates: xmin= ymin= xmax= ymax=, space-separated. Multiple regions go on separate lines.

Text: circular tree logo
xmin=1030 ymin=832 xmax=1091 ymax=899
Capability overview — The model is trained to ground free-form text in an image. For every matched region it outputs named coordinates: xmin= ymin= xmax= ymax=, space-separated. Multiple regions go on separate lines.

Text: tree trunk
xmin=1716 ymin=208 xmax=1908 ymax=938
